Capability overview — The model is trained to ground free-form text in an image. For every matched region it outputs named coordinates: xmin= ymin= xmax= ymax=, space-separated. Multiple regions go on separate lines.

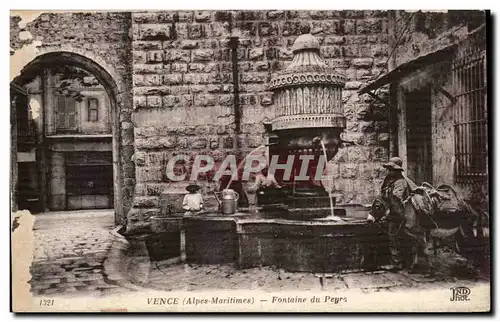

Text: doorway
xmin=405 ymin=86 xmax=433 ymax=185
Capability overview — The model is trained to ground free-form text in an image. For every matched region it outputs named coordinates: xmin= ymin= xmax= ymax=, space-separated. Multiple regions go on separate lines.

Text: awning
xmin=10 ymin=82 xmax=28 ymax=96
xmin=359 ymin=43 xmax=458 ymax=94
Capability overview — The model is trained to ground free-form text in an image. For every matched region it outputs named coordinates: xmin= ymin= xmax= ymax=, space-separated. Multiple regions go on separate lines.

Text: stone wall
xmin=129 ymin=10 xmax=391 ymax=232
xmin=393 ymin=10 xmax=487 ymax=204
xmin=392 ymin=10 xmax=485 ymax=67
xmin=10 ymin=12 xmax=135 ymax=224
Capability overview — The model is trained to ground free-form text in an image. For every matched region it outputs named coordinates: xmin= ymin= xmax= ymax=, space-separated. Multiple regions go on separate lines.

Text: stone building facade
xmin=360 ymin=10 xmax=488 ymax=211
xmin=11 ymin=10 xmax=486 ymax=233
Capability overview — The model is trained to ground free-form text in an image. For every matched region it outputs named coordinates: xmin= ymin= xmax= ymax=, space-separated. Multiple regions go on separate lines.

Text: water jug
xmin=221 ymin=189 xmax=239 ymax=215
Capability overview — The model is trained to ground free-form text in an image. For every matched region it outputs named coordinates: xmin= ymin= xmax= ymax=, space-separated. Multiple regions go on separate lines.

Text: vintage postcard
xmin=10 ymin=9 xmax=491 ymax=313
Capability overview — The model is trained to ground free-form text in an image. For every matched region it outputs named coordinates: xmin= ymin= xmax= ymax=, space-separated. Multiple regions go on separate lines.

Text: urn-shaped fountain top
xmin=269 ymin=33 xmax=346 ymax=131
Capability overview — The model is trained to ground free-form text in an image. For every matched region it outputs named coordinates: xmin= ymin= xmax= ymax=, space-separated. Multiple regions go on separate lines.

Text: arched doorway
xmin=11 ymin=52 xmax=122 ymax=220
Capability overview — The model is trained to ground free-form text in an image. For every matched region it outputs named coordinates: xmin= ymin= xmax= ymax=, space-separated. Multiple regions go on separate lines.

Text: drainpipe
xmin=228 ymin=36 xmax=241 ymax=136
xmin=388 ymin=11 xmax=399 ymax=157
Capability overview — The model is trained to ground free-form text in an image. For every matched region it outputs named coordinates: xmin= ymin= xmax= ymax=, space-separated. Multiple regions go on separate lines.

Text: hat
xmin=186 ymin=183 xmax=201 ymax=192
xmin=383 ymin=157 xmax=404 ymax=171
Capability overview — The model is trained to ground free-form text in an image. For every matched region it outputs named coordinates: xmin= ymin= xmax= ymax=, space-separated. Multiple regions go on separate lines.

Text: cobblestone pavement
xmin=143 ymin=248 xmax=490 ymax=292
xmin=29 ymin=210 xmax=127 ymax=297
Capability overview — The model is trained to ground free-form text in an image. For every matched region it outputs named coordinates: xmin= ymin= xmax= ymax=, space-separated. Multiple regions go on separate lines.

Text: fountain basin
xmin=183 ymin=207 xmax=390 ymax=273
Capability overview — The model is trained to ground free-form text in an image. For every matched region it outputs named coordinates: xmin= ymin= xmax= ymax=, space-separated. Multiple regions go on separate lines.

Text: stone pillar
xmin=49 ymin=152 xmax=66 ymax=210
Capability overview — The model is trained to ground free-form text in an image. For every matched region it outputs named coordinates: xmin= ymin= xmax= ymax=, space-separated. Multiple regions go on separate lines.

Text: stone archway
xmin=11 ymin=51 xmax=124 ymax=224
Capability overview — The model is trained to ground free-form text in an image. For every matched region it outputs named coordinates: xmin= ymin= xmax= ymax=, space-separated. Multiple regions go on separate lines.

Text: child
xmin=182 ymin=183 xmax=204 ymax=213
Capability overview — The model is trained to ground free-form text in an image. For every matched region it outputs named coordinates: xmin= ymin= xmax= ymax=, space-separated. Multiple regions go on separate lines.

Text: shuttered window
xmin=55 ymin=95 xmax=78 ymax=132
xmin=88 ymin=97 xmax=99 ymax=122
xmin=452 ymin=49 xmax=487 ymax=182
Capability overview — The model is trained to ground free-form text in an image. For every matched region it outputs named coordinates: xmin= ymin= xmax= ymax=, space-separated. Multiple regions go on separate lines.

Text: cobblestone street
xmin=27 ymin=209 xmax=489 ymax=298
xmin=143 ymin=248 xmax=490 ymax=293
xmin=29 ymin=210 xmax=126 ymax=297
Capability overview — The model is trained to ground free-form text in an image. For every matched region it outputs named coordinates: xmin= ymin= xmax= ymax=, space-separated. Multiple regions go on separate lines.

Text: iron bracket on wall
xmin=435 ymin=86 xmax=456 ymax=104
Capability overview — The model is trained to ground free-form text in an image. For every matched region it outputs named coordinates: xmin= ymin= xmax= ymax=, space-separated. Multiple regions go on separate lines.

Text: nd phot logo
xmin=450 ymin=286 xmax=471 ymax=302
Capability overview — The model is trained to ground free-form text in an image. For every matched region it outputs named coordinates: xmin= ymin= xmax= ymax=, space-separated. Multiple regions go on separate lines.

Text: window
xmin=55 ymin=95 xmax=77 ymax=132
xmin=88 ymin=97 xmax=99 ymax=122
xmin=452 ymin=49 xmax=487 ymax=182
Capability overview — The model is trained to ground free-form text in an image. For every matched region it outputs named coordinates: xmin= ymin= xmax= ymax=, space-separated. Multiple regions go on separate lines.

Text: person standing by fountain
xmin=378 ymin=157 xmax=417 ymax=271
xmin=242 ymin=142 xmax=282 ymax=213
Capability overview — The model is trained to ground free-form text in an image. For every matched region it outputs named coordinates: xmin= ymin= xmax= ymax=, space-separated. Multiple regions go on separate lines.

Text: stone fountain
xmin=258 ymin=33 xmax=347 ymax=219
xmin=179 ymin=33 xmax=389 ymax=273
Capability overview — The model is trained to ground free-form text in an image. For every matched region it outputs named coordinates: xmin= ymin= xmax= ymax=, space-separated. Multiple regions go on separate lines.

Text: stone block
xmin=146 ymin=50 xmax=164 ymax=63
xmin=358 ymin=163 xmax=373 ymax=180
xmin=375 ymin=58 xmax=388 ymax=68
xmin=342 ymin=132 xmax=364 ymax=145
xmin=209 ymin=138 xmax=219 ymax=149
xmin=359 ymin=121 xmax=375 ymax=133
xmin=247 ymin=135 xmax=264 ymax=148
xmin=358 ymin=45 xmax=371 ymax=57
xmin=371 ymin=147 xmax=389 ymax=162
xmin=147 ymin=152 xmax=165 ymax=166
xmin=164 ymin=50 xmax=190 ymax=63
xmin=178 ymin=11 xmax=194 ymax=22
xmin=136 ymin=167 xmax=164 ymax=183
xmin=374 ymin=121 xmax=389 ymax=132
xmin=267 ymin=10 xmax=284 ymax=20
xmin=188 ymin=24 xmax=207 ymax=39
xmin=171 ymin=63 xmax=188 ymax=73
xmin=179 ymin=40 xmax=198 ymax=49
xmin=357 ymin=68 xmax=373 ymax=80
xmin=140 ymin=24 xmax=171 ymax=41
xmin=345 ymin=81 xmax=363 ymax=90
xmin=183 ymin=73 xmax=211 ymax=84
xmin=194 ymin=94 xmax=217 ymax=106
xmin=259 ymin=93 xmax=273 ymax=106
xmin=133 ymin=152 xmax=146 ymax=166
xmin=340 ymin=163 xmax=358 ymax=179
xmin=134 ymin=63 xmax=167 ymax=74
xmin=133 ymin=96 xmax=147 ymax=109
xmin=371 ymin=44 xmax=387 ymax=57
xmin=133 ymin=196 xmax=160 ymax=208
xmin=146 ymin=96 xmax=163 ymax=108
xmin=324 ymin=36 xmax=346 ymax=45
xmin=222 ymin=136 xmax=234 ymax=149
xmin=248 ymin=48 xmax=264 ymax=60
xmin=347 ymin=146 xmax=369 ymax=162
xmin=206 ymin=84 xmax=223 ymax=93
xmin=157 ymin=12 xmax=175 ymax=23
xmin=133 ymin=41 xmax=162 ymax=51
xmin=162 ymin=73 xmax=183 ymax=85
xmin=258 ymin=22 xmax=278 ymax=36
xmin=327 ymin=58 xmax=351 ymax=68
xmin=352 ymin=58 xmax=374 ymax=68
xmin=253 ymin=61 xmax=270 ymax=71
xmin=364 ymin=133 xmax=378 ymax=146
xmin=162 ymin=95 xmax=181 ymax=108
xmin=241 ymin=73 xmax=267 ymax=84
xmin=136 ymin=137 xmax=177 ymax=150
xmin=190 ymin=138 xmax=208 ymax=149
xmin=278 ymin=48 xmax=293 ymax=60
xmin=378 ymin=133 xmax=390 ymax=143
xmin=218 ymin=94 xmax=233 ymax=106
xmin=321 ymin=46 xmax=342 ymax=58
xmin=133 ymin=12 xmax=160 ymax=23
xmin=194 ymin=11 xmax=212 ymax=22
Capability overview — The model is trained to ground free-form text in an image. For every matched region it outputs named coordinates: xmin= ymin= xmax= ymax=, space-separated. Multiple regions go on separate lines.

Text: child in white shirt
xmin=183 ymin=183 xmax=204 ymax=213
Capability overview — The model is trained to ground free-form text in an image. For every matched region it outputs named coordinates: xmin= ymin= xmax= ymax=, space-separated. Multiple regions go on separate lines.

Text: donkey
xmin=367 ymin=184 xmax=481 ymax=272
